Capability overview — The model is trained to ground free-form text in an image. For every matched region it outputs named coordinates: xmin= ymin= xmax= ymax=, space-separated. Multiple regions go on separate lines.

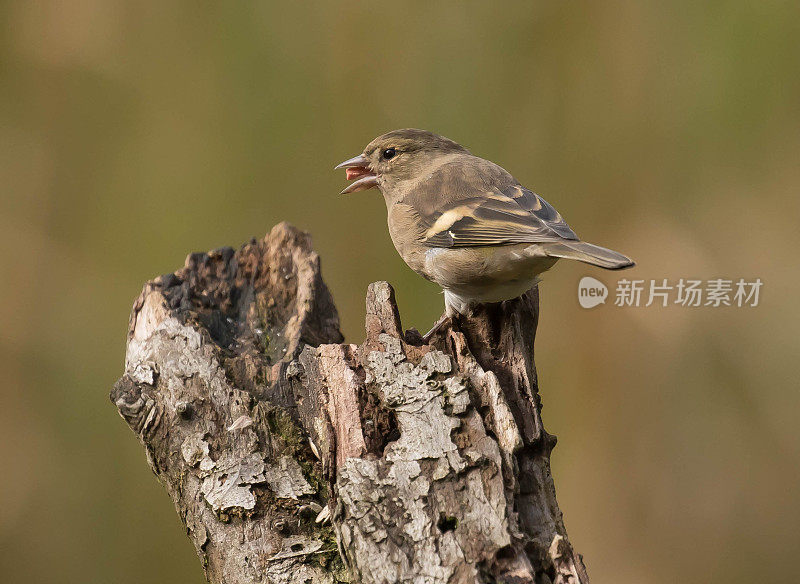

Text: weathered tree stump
xmin=111 ymin=222 xmax=588 ymax=584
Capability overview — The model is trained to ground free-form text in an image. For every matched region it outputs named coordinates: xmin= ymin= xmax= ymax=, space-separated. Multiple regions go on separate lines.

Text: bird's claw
xmin=422 ymin=314 xmax=453 ymax=343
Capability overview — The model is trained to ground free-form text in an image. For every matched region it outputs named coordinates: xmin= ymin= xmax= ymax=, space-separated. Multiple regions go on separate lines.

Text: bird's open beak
xmin=335 ymin=154 xmax=378 ymax=194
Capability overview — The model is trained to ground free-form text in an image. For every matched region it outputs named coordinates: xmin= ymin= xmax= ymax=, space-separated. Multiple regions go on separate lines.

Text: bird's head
xmin=336 ymin=129 xmax=468 ymax=196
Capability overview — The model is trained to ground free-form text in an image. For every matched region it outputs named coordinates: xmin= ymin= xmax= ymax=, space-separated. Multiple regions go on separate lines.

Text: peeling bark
xmin=111 ymin=223 xmax=588 ymax=584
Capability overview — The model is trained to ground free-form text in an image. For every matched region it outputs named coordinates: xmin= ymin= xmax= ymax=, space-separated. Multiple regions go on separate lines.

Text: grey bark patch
xmin=263 ymin=455 xmax=315 ymax=499
xmin=201 ymin=452 xmax=265 ymax=511
xmin=181 ymin=432 xmax=214 ymax=470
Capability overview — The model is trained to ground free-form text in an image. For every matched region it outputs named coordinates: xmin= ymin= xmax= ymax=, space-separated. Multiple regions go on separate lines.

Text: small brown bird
xmin=336 ymin=129 xmax=633 ymax=323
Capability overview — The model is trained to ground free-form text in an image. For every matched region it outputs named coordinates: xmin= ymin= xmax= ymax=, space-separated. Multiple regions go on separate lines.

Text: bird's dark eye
xmin=382 ymin=147 xmax=396 ymax=160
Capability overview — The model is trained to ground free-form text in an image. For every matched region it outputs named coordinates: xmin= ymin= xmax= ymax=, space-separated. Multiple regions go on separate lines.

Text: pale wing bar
xmin=423 ymin=185 xmax=578 ymax=248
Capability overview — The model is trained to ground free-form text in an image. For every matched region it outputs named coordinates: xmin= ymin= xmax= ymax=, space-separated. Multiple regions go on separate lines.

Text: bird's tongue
xmin=346 ymin=167 xmax=372 ymax=180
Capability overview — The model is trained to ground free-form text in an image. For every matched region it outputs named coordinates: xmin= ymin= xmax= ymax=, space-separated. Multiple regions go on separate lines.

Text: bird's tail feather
xmin=541 ymin=241 xmax=635 ymax=270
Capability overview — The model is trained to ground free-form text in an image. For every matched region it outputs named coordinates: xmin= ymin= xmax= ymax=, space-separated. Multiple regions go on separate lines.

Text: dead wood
xmin=111 ymin=223 xmax=588 ymax=584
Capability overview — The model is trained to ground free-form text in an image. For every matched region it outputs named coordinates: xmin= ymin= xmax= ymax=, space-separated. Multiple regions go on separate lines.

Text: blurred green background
xmin=2 ymin=2 xmax=799 ymax=583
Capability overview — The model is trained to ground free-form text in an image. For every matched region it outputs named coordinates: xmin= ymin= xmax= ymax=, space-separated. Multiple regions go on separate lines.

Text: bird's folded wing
xmin=422 ymin=184 xmax=578 ymax=247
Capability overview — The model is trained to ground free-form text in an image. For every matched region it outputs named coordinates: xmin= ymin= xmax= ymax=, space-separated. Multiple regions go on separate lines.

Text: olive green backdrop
xmin=2 ymin=2 xmax=799 ymax=583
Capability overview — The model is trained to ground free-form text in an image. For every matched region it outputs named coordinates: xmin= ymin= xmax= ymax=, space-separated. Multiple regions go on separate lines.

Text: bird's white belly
xmin=452 ymin=276 xmax=541 ymax=303
xmin=423 ymin=245 xmax=558 ymax=314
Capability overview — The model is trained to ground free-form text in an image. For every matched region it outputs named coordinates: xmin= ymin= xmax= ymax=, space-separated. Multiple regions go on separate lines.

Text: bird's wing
xmin=421 ymin=184 xmax=579 ymax=248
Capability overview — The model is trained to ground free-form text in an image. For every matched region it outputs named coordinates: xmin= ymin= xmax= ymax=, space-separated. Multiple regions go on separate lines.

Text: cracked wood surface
xmin=111 ymin=222 xmax=588 ymax=584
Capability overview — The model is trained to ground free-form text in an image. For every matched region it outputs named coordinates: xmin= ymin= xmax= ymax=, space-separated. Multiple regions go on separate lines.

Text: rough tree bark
xmin=111 ymin=222 xmax=588 ymax=584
